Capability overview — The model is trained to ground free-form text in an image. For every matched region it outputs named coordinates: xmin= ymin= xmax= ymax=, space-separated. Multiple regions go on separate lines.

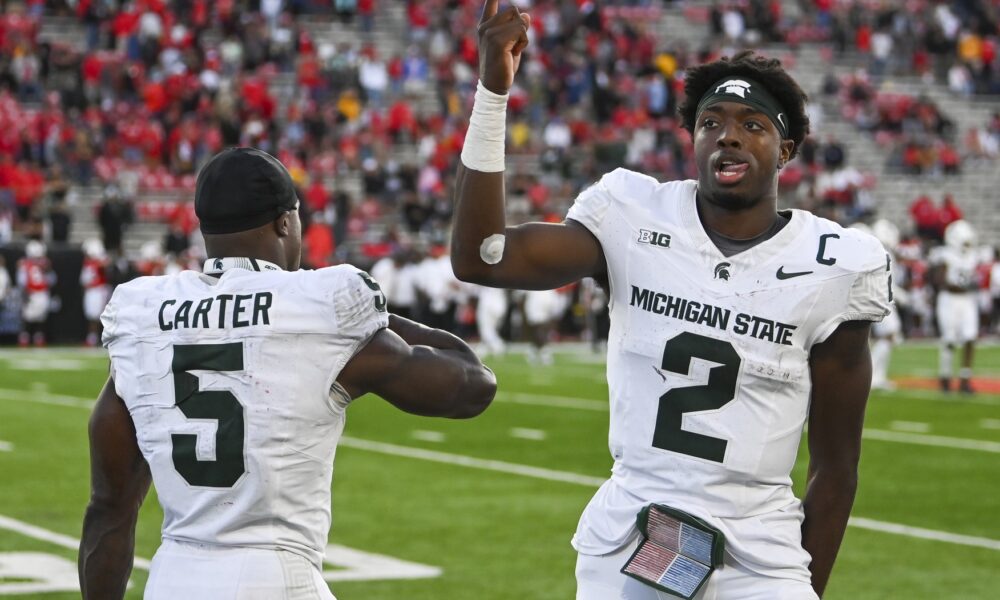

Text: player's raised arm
xmin=801 ymin=320 xmax=873 ymax=597
xmin=337 ymin=314 xmax=497 ymax=418
xmin=80 ymin=376 xmax=151 ymax=600
xmin=451 ymin=0 xmax=603 ymax=290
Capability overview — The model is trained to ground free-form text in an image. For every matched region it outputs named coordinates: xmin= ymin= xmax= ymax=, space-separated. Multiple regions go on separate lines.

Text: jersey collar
xmin=682 ymin=184 xmax=805 ymax=269
xmin=202 ymin=257 xmax=284 ymax=276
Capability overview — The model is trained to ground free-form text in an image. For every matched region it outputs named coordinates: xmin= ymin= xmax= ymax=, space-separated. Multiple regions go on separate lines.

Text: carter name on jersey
xmin=158 ymin=291 xmax=274 ymax=331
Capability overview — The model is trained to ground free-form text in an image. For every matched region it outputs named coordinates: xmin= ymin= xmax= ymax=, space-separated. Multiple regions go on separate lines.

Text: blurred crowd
xmin=0 ymin=0 xmax=999 ymax=347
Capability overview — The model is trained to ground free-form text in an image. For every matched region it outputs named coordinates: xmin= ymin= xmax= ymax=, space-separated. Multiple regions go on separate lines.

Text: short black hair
xmin=679 ymin=51 xmax=810 ymax=159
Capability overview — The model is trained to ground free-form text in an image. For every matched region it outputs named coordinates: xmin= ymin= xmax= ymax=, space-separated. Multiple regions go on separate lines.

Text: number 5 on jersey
xmin=171 ymin=343 xmax=247 ymax=487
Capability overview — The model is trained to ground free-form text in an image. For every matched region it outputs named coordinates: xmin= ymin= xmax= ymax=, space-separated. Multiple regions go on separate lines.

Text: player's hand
xmin=478 ymin=0 xmax=531 ymax=95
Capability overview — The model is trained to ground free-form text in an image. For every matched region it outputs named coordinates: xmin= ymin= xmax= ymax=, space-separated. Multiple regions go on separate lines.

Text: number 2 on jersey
xmin=171 ymin=343 xmax=246 ymax=487
xmin=652 ymin=332 xmax=741 ymax=463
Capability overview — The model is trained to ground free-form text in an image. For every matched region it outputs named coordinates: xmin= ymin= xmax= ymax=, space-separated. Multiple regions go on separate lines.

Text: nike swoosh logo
xmin=776 ymin=267 xmax=813 ymax=280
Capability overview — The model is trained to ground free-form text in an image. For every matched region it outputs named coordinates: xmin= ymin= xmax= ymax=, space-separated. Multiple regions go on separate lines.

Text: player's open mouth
xmin=714 ymin=160 xmax=750 ymax=184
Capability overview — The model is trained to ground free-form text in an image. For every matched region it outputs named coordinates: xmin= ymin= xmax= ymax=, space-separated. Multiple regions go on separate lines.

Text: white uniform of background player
xmin=929 ymin=220 xmax=980 ymax=391
xmin=18 ymin=241 xmax=51 ymax=324
xmin=80 ymin=239 xmax=112 ymax=345
xmin=861 ymin=220 xmax=904 ymax=391
xmin=389 ymin=258 xmax=419 ymax=319
xmin=476 ymin=285 xmax=508 ymax=356
xmin=0 ymin=257 xmax=10 ymax=304
xmin=523 ymin=288 xmax=568 ymax=365
xmin=101 ymin=259 xmax=388 ymax=599
xmin=416 ymin=251 xmax=460 ymax=330
xmin=566 ymin=170 xmax=890 ymax=599
xmin=370 ymin=255 xmax=398 ymax=305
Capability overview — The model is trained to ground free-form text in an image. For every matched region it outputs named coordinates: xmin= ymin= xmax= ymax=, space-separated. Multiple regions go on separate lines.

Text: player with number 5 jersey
xmin=452 ymin=2 xmax=890 ymax=598
xmin=80 ymin=148 xmax=497 ymax=600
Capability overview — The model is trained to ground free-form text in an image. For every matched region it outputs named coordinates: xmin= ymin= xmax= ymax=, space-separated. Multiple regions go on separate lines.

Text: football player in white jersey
xmin=450 ymin=3 xmax=890 ymax=598
xmin=856 ymin=220 xmax=905 ymax=391
xmin=80 ymin=148 xmax=497 ymax=600
xmin=930 ymin=219 xmax=980 ymax=393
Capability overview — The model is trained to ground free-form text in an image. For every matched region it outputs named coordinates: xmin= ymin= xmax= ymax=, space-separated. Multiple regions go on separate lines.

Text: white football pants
xmin=145 ymin=539 xmax=335 ymax=600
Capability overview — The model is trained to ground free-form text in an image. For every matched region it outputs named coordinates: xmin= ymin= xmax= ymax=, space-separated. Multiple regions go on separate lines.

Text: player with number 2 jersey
xmin=452 ymin=7 xmax=890 ymax=597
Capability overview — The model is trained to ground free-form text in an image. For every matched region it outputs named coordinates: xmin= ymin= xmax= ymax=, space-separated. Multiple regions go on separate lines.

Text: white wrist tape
xmin=461 ymin=81 xmax=509 ymax=172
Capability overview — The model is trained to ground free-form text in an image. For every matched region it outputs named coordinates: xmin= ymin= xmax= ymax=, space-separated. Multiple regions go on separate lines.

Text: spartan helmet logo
xmin=714 ymin=262 xmax=732 ymax=280
xmin=715 ymin=79 xmax=752 ymax=99
xmin=214 ymin=258 xmax=224 ymax=270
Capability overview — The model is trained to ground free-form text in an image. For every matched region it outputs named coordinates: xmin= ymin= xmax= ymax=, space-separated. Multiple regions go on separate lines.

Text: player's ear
xmin=778 ymin=139 xmax=794 ymax=168
xmin=273 ymin=211 xmax=291 ymax=238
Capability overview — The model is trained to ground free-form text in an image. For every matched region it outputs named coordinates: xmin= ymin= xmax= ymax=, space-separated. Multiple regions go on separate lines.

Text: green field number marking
xmin=171 ymin=343 xmax=246 ymax=487
xmin=652 ymin=332 xmax=741 ymax=463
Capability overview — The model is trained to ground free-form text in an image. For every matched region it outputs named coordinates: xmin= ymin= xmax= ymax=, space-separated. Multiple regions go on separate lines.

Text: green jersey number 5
xmin=652 ymin=332 xmax=741 ymax=463
xmin=171 ymin=343 xmax=246 ymax=487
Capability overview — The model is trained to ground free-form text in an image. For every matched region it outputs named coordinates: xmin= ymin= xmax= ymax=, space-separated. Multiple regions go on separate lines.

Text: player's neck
xmin=203 ymin=225 xmax=295 ymax=270
xmin=695 ymin=192 xmax=779 ymax=240
xmin=204 ymin=243 xmax=289 ymax=271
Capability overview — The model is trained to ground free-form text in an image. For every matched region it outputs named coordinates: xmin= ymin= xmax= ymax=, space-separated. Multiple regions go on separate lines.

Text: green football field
xmin=0 ymin=342 xmax=998 ymax=599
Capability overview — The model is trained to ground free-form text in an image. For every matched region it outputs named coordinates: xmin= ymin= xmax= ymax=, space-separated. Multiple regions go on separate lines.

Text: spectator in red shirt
xmin=909 ymin=194 xmax=940 ymax=241
xmin=305 ymin=175 xmax=330 ymax=214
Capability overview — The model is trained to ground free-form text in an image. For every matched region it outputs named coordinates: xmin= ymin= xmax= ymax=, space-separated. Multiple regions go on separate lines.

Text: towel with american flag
xmin=620 ymin=504 xmax=726 ymax=599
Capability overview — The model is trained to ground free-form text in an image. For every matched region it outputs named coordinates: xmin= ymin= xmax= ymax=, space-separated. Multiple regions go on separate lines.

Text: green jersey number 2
xmin=652 ymin=332 xmax=742 ymax=463
xmin=171 ymin=343 xmax=246 ymax=487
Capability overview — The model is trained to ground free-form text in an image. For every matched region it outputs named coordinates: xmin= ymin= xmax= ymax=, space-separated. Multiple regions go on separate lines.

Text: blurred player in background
xmin=0 ymin=255 xmax=10 ymax=307
xmin=475 ymin=285 xmax=508 ymax=357
xmin=17 ymin=240 xmax=54 ymax=347
xmin=523 ymin=287 xmax=567 ymax=365
xmin=416 ymin=244 xmax=460 ymax=331
xmin=990 ymin=247 xmax=1000 ymax=334
xmin=866 ymin=220 xmax=905 ymax=391
xmin=80 ymin=148 xmax=496 ymax=600
xmin=581 ymin=277 xmax=611 ymax=353
xmin=451 ymin=3 xmax=889 ymax=597
xmin=930 ymin=219 xmax=980 ymax=393
xmin=80 ymin=239 xmax=111 ymax=347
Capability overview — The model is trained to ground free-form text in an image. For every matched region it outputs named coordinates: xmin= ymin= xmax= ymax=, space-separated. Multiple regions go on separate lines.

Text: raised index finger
xmin=481 ymin=0 xmax=500 ymax=24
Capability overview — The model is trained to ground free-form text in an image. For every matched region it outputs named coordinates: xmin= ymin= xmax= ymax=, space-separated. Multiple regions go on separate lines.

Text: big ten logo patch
xmin=638 ymin=229 xmax=671 ymax=248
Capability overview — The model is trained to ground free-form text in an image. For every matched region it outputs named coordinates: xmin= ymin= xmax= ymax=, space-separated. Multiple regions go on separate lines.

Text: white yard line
xmin=410 ymin=430 xmax=446 ymax=443
xmin=509 ymin=428 xmax=547 ymax=441
xmin=0 ymin=389 xmax=95 ymax=410
xmin=4 ymin=388 xmax=998 ymax=454
xmin=888 ymin=421 xmax=931 ymax=433
xmin=0 ymin=514 xmax=152 ymax=569
xmin=980 ymin=419 xmax=1000 ymax=430
xmin=6 ymin=445 xmax=999 ymax=557
xmin=848 ymin=517 xmax=1000 ymax=551
xmin=0 ymin=513 xmax=440 ymax=582
xmin=863 ymin=429 xmax=1000 ymax=454
xmin=339 ymin=437 xmax=606 ymax=487
xmin=0 ymin=440 xmax=13 ymax=452
xmin=338 ymin=438 xmax=1000 ymax=552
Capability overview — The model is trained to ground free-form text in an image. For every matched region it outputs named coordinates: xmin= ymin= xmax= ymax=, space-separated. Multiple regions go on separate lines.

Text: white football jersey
xmin=101 ymin=258 xmax=389 ymax=567
xmin=566 ymin=170 xmax=890 ymax=577
xmin=929 ymin=245 xmax=979 ymax=290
